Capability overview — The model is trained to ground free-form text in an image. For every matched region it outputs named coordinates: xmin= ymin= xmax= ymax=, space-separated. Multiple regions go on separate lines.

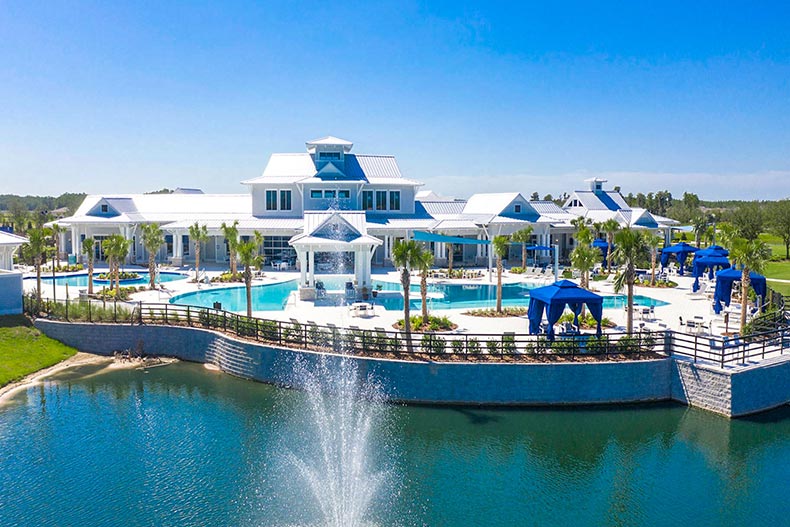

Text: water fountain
xmin=286 ymin=356 xmax=391 ymax=527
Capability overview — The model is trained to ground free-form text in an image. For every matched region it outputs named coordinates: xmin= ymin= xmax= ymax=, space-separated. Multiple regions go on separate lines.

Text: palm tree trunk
xmin=521 ymin=243 xmax=527 ymax=270
xmin=740 ymin=269 xmax=750 ymax=332
xmin=87 ymin=258 xmax=94 ymax=295
xmin=626 ymin=279 xmax=634 ymax=334
xmin=496 ymin=258 xmax=503 ymax=313
xmin=447 ymin=244 xmax=453 ymax=274
xmin=421 ymin=271 xmax=428 ymax=325
xmin=114 ymin=258 xmax=120 ymax=295
xmin=607 ymin=235 xmax=613 ymax=272
xmin=195 ymin=244 xmax=201 ymax=282
xmin=230 ymin=251 xmax=237 ymax=277
xmin=245 ymin=266 xmax=252 ymax=318
xmin=148 ymin=252 xmax=156 ymax=289
xmin=401 ymin=269 xmax=412 ymax=352
xmin=35 ymin=256 xmax=42 ymax=311
xmin=650 ymin=251 xmax=656 ymax=286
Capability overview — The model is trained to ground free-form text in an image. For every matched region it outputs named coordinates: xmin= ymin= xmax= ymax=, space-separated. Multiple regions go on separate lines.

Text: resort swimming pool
xmin=31 ymin=271 xmax=188 ymax=288
xmin=170 ymin=277 xmax=668 ymax=312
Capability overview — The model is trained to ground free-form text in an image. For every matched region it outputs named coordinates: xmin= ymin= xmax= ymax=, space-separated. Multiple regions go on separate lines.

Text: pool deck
xmin=23 ymin=264 xmax=739 ymax=339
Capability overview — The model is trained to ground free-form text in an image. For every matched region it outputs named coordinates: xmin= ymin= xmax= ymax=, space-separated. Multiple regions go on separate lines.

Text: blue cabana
xmin=713 ymin=268 xmax=767 ymax=314
xmin=659 ymin=242 xmax=698 ymax=275
xmin=591 ymin=238 xmax=610 ymax=262
xmin=695 ymin=245 xmax=729 ymax=258
xmin=692 ymin=255 xmax=731 ymax=291
xmin=527 ymin=280 xmax=603 ymax=339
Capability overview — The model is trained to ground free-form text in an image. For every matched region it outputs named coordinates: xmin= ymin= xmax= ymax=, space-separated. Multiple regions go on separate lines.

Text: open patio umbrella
xmin=527 ymin=280 xmax=603 ymax=339
xmin=713 ymin=267 xmax=767 ymax=314
xmin=659 ymin=242 xmax=698 ymax=275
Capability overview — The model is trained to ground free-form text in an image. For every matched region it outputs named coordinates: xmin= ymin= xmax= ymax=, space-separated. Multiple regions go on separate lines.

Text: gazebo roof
xmin=529 ymin=280 xmax=603 ymax=304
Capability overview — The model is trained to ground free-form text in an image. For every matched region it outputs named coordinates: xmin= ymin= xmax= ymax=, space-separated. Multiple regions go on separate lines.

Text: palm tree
xmin=645 ymin=232 xmax=664 ymax=286
xmin=729 ymin=237 xmax=771 ymax=332
xmin=50 ymin=223 xmax=66 ymax=269
xmin=81 ymin=237 xmax=96 ymax=295
xmin=416 ymin=247 xmax=434 ymax=325
xmin=392 ymin=239 xmax=423 ymax=348
xmin=570 ymin=225 xmax=598 ymax=291
xmin=601 ymin=218 xmax=620 ymax=272
xmin=24 ymin=226 xmax=50 ymax=311
xmin=692 ymin=215 xmax=707 ymax=248
xmin=188 ymin=223 xmax=209 ymax=282
xmin=612 ymin=228 xmax=648 ymax=334
xmin=221 ymin=221 xmax=240 ymax=278
xmin=102 ymin=234 xmax=130 ymax=295
xmin=511 ymin=226 xmax=534 ymax=270
xmin=237 ymin=231 xmax=264 ymax=317
xmin=492 ymin=235 xmax=510 ymax=313
xmin=140 ymin=223 xmax=165 ymax=289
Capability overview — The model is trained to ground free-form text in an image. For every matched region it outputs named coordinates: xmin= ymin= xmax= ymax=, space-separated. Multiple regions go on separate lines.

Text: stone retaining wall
xmin=34 ymin=320 xmax=790 ymax=416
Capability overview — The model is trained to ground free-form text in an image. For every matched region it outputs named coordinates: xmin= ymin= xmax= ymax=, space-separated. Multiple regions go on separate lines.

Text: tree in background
xmin=730 ymin=203 xmax=764 ymax=241
xmin=529 ymin=192 xmax=540 ymax=201
xmin=692 ymin=215 xmax=708 ymax=248
xmin=492 ymin=235 xmax=510 ymax=313
xmin=49 ymin=223 xmax=65 ymax=267
xmin=81 ymin=237 xmax=96 ymax=295
xmin=188 ymin=223 xmax=209 ymax=282
xmin=570 ymin=225 xmax=598 ymax=293
xmin=392 ymin=240 xmax=423 ymax=349
xmin=600 ymin=218 xmax=620 ymax=272
xmin=767 ymin=200 xmax=790 ymax=259
xmin=141 ymin=223 xmax=165 ymax=289
xmin=729 ymin=237 xmax=771 ymax=332
xmin=416 ymin=246 xmax=434 ymax=325
xmin=221 ymin=220 xmax=240 ymax=277
xmin=237 ymin=232 xmax=264 ymax=317
xmin=612 ymin=228 xmax=648 ymax=334
xmin=23 ymin=226 xmax=50 ymax=311
xmin=645 ymin=232 xmax=664 ymax=286
xmin=511 ymin=226 xmax=534 ymax=270
xmin=9 ymin=200 xmax=28 ymax=234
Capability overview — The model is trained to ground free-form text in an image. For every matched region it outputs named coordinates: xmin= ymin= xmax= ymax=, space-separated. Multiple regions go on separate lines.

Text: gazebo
xmin=527 ymin=280 xmax=604 ymax=339
xmin=659 ymin=242 xmax=698 ymax=275
xmin=591 ymin=238 xmax=610 ymax=263
xmin=713 ymin=267 xmax=767 ymax=314
xmin=692 ymin=254 xmax=731 ymax=292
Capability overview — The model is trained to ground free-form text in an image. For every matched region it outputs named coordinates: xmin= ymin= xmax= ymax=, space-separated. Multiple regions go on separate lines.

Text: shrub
xmin=395 ymin=315 xmax=456 ymax=331
xmin=451 ymin=339 xmax=465 ymax=354
xmin=97 ymin=271 xmax=140 ymax=280
xmin=261 ymin=320 xmax=279 ymax=341
xmin=510 ymin=266 xmax=525 ymax=274
xmin=421 ymin=334 xmax=446 ymax=354
xmin=467 ymin=337 xmax=481 ymax=354
xmin=486 ymin=339 xmax=499 ymax=354
xmin=501 ymin=333 xmax=517 ymax=353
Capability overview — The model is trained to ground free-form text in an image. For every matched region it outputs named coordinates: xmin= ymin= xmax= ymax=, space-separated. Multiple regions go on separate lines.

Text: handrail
xmin=22 ymin=295 xmax=789 ymax=366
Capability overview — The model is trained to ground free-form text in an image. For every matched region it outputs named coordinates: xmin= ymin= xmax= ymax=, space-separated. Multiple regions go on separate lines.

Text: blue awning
xmin=713 ymin=268 xmax=767 ymax=314
xmin=528 ymin=280 xmax=603 ymax=339
xmin=412 ymin=231 xmax=489 ymax=245
xmin=660 ymin=242 xmax=699 ymax=275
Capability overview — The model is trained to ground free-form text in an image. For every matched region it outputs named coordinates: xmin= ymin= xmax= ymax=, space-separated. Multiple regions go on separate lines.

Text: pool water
xmin=1 ymin=362 xmax=787 ymax=527
xmin=171 ymin=277 xmax=668 ymax=312
xmin=31 ymin=271 xmax=188 ymax=288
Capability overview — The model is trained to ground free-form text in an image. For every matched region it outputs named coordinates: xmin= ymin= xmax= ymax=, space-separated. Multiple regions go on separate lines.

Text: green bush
xmin=421 ymin=334 xmax=446 ymax=354
xmin=451 ymin=339 xmax=465 ymax=354
xmin=467 ymin=337 xmax=480 ymax=354
xmin=510 ymin=266 xmax=525 ymax=274
xmin=486 ymin=339 xmax=499 ymax=354
xmin=502 ymin=334 xmax=517 ymax=353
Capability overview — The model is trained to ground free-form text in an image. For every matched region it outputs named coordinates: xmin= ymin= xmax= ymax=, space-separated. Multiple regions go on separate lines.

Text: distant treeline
xmin=0 ymin=193 xmax=86 ymax=215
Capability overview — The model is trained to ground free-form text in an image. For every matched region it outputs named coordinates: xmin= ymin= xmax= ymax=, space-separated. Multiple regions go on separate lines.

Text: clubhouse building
xmin=52 ymin=136 xmax=678 ymax=291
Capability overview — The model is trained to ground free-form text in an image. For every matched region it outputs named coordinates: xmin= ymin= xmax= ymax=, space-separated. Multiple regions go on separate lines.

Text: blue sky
xmin=2 ymin=1 xmax=789 ymax=200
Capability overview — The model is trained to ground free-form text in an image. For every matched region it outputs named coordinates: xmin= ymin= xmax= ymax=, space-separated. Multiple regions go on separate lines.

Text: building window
xmin=514 ymin=204 xmax=521 ymax=213
xmin=165 ymin=235 xmax=173 ymax=257
xmin=310 ymin=189 xmax=322 ymax=199
xmin=100 ymin=204 xmax=108 ymax=213
xmin=319 ymin=151 xmax=341 ymax=161
xmin=324 ymin=190 xmax=336 ymax=199
xmin=362 ymin=191 xmax=373 ymax=210
xmin=266 ymin=190 xmax=277 ymax=210
xmin=183 ymin=236 xmax=190 ymax=256
xmin=280 ymin=190 xmax=292 ymax=210
xmin=389 ymin=191 xmax=400 ymax=211
xmin=375 ymin=191 xmax=387 ymax=211
xmin=338 ymin=189 xmax=350 ymax=199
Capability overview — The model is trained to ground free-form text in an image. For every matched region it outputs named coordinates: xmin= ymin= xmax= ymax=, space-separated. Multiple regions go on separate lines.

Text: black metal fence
xmin=23 ymin=295 xmax=790 ymax=366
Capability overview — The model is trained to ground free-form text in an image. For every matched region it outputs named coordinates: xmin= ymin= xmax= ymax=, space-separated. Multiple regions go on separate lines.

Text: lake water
xmin=1 ymin=362 xmax=787 ymax=526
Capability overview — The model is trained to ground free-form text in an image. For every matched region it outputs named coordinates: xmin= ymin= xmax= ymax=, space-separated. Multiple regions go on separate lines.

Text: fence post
xmin=114 ymin=299 xmax=117 ymax=323
xmin=65 ymin=297 xmax=69 ymax=321
xmin=138 ymin=301 xmax=143 ymax=325
xmin=187 ymin=305 xmax=191 ymax=327
xmin=88 ymin=299 xmax=92 ymax=323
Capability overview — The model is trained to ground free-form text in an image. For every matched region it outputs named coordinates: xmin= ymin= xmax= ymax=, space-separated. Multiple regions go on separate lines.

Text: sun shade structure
xmin=412 ymin=231 xmax=490 ymax=245
xmin=692 ymin=255 xmax=731 ymax=291
xmin=591 ymin=238 xmax=611 ymax=261
xmin=713 ymin=267 xmax=767 ymax=314
xmin=659 ymin=242 xmax=698 ymax=275
xmin=527 ymin=280 xmax=603 ymax=339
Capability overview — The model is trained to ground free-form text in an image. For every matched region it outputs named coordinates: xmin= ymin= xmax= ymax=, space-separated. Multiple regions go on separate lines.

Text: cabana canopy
xmin=713 ymin=267 xmax=767 ymax=314
xmin=591 ymin=238 xmax=610 ymax=262
xmin=660 ymin=242 xmax=698 ymax=275
xmin=526 ymin=245 xmax=554 ymax=251
xmin=692 ymin=255 xmax=731 ymax=291
xmin=695 ymin=245 xmax=729 ymax=258
xmin=527 ymin=280 xmax=603 ymax=339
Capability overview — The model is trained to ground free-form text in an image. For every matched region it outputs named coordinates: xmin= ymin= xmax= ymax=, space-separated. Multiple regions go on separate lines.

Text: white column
xmin=71 ymin=227 xmax=79 ymax=262
xmin=174 ymin=231 xmax=183 ymax=263
xmin=308 ymin=250 xmax=315 ymax=286
xmin=298 ymin=250 xmax=307 ymax=286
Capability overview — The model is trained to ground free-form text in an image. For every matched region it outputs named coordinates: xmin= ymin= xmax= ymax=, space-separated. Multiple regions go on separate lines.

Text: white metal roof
xmin=462 ymin=193 xmax=521 ymax=215
xmin=0 ymin=231 xmax=28 ymax=246
xmin=305 ymin=136 xmax=354 ymax=152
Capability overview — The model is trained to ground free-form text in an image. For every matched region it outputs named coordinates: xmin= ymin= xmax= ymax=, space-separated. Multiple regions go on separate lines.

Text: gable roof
xmin=0 ymin=231 xmax=28 ymax=246
xmin=565 ymin=190 xmax=629 ymax=211
xmin=462 ymin=193 xmax=521 ymax=215
xmin=243 ymin=153 xmax=420 ymax=185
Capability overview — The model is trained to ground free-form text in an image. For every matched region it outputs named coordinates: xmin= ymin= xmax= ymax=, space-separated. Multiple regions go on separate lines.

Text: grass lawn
xmin=767 ymin=280 xmax=790 ymax=297
xmin=0 ymin=315 xmax=78 ymax=387
xmin=759 ymin=233 xmax=788 ymax=260
xmin=764 ymin=260 xmax=790 ymax=280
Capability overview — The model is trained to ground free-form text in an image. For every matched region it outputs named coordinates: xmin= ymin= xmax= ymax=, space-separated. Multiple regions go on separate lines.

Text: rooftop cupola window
xmin=307 ymin=135 xmax=354 ymax=173
xmin=584 ymin=177 xmax=607 ymax=194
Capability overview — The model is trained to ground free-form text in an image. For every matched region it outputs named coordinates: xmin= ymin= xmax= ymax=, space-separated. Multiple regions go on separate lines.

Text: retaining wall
xmin=34 ymin=320 xmax=790 ymax=416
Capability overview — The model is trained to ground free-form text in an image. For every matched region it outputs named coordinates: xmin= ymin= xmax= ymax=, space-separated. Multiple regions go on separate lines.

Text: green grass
xmin=764 ymin=261 xmax=790 ymax=280
xmin=759 ymin=232 xmax=788 ymax=260
xmin=0 ymin=315 xmax=78 ymax=387
xmin=767 ymin=280 xmax=790 ymax=297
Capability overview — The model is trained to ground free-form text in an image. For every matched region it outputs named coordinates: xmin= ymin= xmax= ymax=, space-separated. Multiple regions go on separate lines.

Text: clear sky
xmin=2 ymin=1 xmax=789 ymax=200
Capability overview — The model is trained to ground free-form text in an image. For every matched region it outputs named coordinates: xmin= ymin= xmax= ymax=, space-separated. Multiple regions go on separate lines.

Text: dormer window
xmin=319 ymin=151 xmax=341 ymax=161
xmin=101 ymin=204 xmax=109 ymax=213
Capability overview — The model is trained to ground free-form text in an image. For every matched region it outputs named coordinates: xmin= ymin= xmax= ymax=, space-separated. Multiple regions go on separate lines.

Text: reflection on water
xmin=0 ymin=363 xmax=788 ymax=527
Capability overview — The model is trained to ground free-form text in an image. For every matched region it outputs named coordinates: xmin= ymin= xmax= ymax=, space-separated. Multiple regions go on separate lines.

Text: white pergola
xmin=289 ymin=211 xmax=382 ymax=299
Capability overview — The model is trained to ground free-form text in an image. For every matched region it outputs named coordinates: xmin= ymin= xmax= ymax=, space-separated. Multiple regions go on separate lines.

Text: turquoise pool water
xmin=1 ymin=362 xmax=787 ymax=526
xmin=171 ymin=277 xmax=668 ymax=312
xmin=31 ymin=271 xmax=188 ymax=288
